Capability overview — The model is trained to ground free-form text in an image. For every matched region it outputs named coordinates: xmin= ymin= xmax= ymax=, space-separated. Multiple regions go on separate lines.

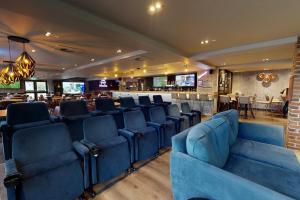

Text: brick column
xmin=287 ymin=39 xmax=300 ymax=150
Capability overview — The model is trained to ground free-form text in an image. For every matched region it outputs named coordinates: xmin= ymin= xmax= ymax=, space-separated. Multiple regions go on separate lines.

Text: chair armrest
xmin=167 ymin=116 xmax=184 ymax=122
xmin=90 ymin=110 xmax=103 ymax=116
xmin=4 ymin=159 xmax=22 ymax=188
xmin=118 ymin=129 xmax=135 ymax=163
xmin=238 ymin=122 xmax=285 ymax=146
xmin=171 ymin=152 xmax=292 ymax=200
xmin=80 ymin=140 xmax=100 ymax=157
xmin=147 ymin=121 xmax=163 ymax=128
xmin=191 ymin=110 xmax=201 ymax=115
xmin=49 ymin=115 xmax=60 ymax=122
xmin=118 ymin=129 xmax=135 ymax=138
xmin=73 ymin=141 xmax=89 ymax=157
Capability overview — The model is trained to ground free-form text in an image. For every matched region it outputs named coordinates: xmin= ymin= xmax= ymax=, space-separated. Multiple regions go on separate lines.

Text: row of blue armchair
xmin=2 ymin=99 xmax=201 ymax=200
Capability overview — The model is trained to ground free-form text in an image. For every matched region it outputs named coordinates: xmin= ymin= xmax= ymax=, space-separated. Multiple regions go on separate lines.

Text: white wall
xmin=232 ymin=69 xmax=291 ymax=101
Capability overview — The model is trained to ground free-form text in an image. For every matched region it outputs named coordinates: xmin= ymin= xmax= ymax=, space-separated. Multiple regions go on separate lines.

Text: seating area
xmin=1 ymin=96 xmax=201 ymax=200
xmin=1 ymin=1 xmax=300 ymax=200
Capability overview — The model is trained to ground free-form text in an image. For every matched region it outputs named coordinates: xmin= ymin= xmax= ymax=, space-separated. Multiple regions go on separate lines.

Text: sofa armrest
xmin=170 ymin=152 xmax=292 ymax=200
xmin=80 ymin=140 xmax=100 ymax=157
xmin=118 ymin=129 xmax=135 ymax=163
xmin=4 ymin=159 xmax=22 ymax=188
xmin=238 ymin=122 xmax=285 ymax=146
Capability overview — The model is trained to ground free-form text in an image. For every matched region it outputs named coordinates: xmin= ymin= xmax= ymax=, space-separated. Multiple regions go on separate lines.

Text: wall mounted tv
xmin=153 ymin=76 xmax=167 ymax=87
xmin=0 ymin=81 xmax=21 ymax=89
xmin=62 ymin=82 xmax=85 ymax=94
xmin=175 ymin=74 xmax=196 ymax=87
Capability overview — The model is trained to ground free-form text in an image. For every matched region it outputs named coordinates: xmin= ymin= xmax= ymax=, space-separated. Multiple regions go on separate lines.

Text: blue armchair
xmin=119 ymin=97 xmax=141 ymax=111
xmin=4 ymin=123 xmax=89 ymax=200
xmin=148 ymin=106 xmax=177 ymax=148
xmin=152 ymin=95 xmax=171 ymax=114
xmin=120 ymin=110 xmax=159 ymax=163
xmin=181 ymin=102 xmax=201 ymax=126
xmin=1 ymin=102 xmax=55 ymax=160
xmin=138 ymin=96 xmax=157 ymax=121
xmin=170 ymin=109 xmax=300 ymax=200
xmin=93 ymin=98 xmax=125 ymax=129
xmin=60 ymin=100 xmax=91 ymax=141
xmin=82 ymin=115 xmax=131 ymax=185
xmin=167 ymin=104 xmax=190 ymax=132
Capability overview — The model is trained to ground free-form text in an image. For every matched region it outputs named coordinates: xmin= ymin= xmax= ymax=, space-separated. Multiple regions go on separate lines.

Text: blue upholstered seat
xmin=181 ymin=102 xmax=201 ymax=126
xmin=167 ymin=104 xmax=190 ymax=131
xmin=149 ymin=106 xmax=177 ymax=148
xmin=170 ymin=109 xmax=300 ymax=200
xmin=4 ymin=123 xmax=89 ymax=200
xmin=138 ymin=96 xmax=157 ymax=121
xmin=93 ymin=98 xmax=125 ymax=129
xmin=120 ymin=110 xmax=159 ymax=162
xmin=152 ymin=95 xmax=171 ymax=114
xmin=119 ymin=97 xmax=140 ymax=111
xmin=60 ymin=100 xmax=91 ymax=141
xmin=83 ymin=115 xmax=131 ymax=184
xmin=1 ymin=102 xmax=53 ymax=160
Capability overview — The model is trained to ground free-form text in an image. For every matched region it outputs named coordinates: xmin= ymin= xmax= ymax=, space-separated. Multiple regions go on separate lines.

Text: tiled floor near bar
xmin=0 ymin=111 xmax=290 ymax=200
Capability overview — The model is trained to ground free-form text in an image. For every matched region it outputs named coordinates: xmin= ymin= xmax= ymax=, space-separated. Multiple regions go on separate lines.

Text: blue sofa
xmin=170 ymin=109 xmax=300 ymax=200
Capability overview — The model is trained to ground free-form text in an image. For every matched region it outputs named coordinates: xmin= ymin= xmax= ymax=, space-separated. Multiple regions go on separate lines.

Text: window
xmin=25 ymin=80 xmax=48 ymax=100
xmin=36 ymin=81 xmax=47 ymax=92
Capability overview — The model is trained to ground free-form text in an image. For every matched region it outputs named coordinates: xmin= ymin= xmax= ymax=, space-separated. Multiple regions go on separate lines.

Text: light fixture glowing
xmin=201 ymin=41 xmax=204 ymax=44
xmin=149 ymin=5 xmax=156 ymax=12
xmin=116 ymin=49 xmax=122 ymax=54
xmin=62 ymin=67 xmax=65 ymax=70
xmin=143 ymin=69 xmax=147 ymax=73
xmin=90 ymin=58 xmax=95 ymax=62
xmin=45 ymin=32 xmax=51 ymax=37
xmin=114 ymin=74 xmax=118 ymax=77
xmin=74 ymin=64 xmax=78 ymax=66
xmin=205 ymin=40 xmax=209 ymax=44
xmin=31 ymin=49 xmax=36 ymax=53
xmin=262 ymin=58 xmax=270 ymax=62
xmin=198 ymin=71 xmax=208 ymax=79
xmin=104 ymin=77 xmax=107 ymax=80
xmin=155 ymin=2 xmax=162 ymax=9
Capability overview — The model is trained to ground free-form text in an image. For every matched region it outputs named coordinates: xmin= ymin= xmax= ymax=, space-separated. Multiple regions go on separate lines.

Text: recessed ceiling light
xmin=211 ymin=39 xmax=217 ymax=42
xmin=143 ymin=69 xmax=147 ymax=73
xmin=31 ymin=49 xmax=36 ymax=53
xmin=185 ymin=68 xmax=188 ymax=72
xmin=116 ymin=49 xmax=122 ymax=54
xmin=201 ymin=41 xmax=205 ymax=44
xmin=149 ymin=5 xmax=156 ymax=13
xmin=205 ymin=40 xmax=209 ymax=44
xmin=90 ymin=58 xmax=95 ymax=62
xmin=45 ymin=32 xmax=51 ymax=37
xmin=104 ymin=77 xmax=107 ymax=80
xmin=62 ymin=67 xmax=65 ymax=70
xmin=74 ymin=64 xmax=78 ymax=67
xmin=222 ymin=62 xmax=226 ymax=66
xmin=114 ymin=74 xmax=118 ymax=77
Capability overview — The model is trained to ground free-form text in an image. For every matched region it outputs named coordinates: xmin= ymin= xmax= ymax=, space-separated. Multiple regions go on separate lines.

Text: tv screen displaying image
xmin=175 ymin=74 xmax=195 ymax=87
xmin=153 ymin=76 xmax=167 ymax=87
xmin=63 ymin=82 xmax=85 ymax=94
xmin=0 ymin=81 xmax=21 ymax=89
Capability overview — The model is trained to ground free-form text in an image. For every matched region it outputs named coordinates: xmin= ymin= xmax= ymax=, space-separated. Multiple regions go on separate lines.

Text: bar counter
xmin=112 ymin=91 xmax=217 ymax=115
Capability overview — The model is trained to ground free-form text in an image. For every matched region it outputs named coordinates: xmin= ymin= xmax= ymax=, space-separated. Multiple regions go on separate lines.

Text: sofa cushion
xmin=231 ymin=138 xmax=300 ymax=173
xmin=186 ymin=118 xmax=230 ymax=168
xmin=212 ymin=109 xmax=239 ymax=146
xmin=224 ymin=155 xmax=300 ymax=199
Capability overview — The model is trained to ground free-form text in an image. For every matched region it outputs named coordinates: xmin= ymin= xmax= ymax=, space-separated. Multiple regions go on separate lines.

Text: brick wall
xmin=287 ymin=39 xmax=300 ymax=150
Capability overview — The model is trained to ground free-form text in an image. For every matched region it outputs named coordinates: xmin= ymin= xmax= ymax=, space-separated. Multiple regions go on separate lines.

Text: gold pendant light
xmin=15 ymin=51 xmax=36 ymax=78
xmin=0 ymin=62 xmax=20 ymax=85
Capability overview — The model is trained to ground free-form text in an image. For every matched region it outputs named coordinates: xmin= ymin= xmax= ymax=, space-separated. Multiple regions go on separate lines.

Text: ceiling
xmin=0 ymin=0 xmax=299 ymax=79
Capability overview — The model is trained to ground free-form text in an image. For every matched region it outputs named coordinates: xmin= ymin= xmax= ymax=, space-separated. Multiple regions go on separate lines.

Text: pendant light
xmin=15 ymin=39 xmax=36 ymax=78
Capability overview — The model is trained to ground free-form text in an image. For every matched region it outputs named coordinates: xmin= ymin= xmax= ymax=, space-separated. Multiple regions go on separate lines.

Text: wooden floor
xmin=0 ymin=110 xmax=289 ymax=200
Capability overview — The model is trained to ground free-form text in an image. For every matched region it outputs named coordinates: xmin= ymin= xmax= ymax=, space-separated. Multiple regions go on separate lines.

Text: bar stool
xmin=219 ymin=95 xmax=230 ymax=112
xmin=238 ymin=96 xmax=255 ymax=118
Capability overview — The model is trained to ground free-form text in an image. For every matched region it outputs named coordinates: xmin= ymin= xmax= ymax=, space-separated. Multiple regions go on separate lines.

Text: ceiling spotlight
xmin=114 ymin=74 xmax=118 ymax=77
xmin=263 ymin=58 xmax=270 ymax=62
xmin=149 ymin=5 xmax=156 ymax=13
xmin=74 ymin=64 xmax=78 ymax=67
xmin=155 ymin=2 xmax=162 ymax=9
xmin=31 ymin=49 xmax=36 ymax=53
xmin=143 ymin=69 xmax=147 ymax=73
xmin=45 ymin=32 xmax=51 ymax=37
xmin=205 ymin=40 xmax=209 ymax=44
xmin=212 ymin=39 xmax=217 ymax=42
xmin=104 ymin=77 xmax=107 ymax=80
xmin=185 ymin=68 xmax=188 ymax=72
xmin=90 ymin=58 xmax=95 ymax=62
xmin=201 ymin=41 xmax=205 ymax=45
xmin=62 ymin=67 xmax=65 ymax=70
xmin=116 ymin=49 xmax=122 ymax=54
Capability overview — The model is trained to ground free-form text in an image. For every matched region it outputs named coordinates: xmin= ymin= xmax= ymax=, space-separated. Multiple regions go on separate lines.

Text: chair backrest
xmin=123 ymin=110 xmax=146 ymax=130
xmin=153 ymin=95 xmax=163 ymax=104
xmin=219 ymin=95 xmax=230 ymax=103
xmin=83 ymin=115 xmax=118 ymax=143
xmin=181 ymin=102 xmax=191 ymax=113
xmin=12 ymin=123 xmax=73 ymax=166
xmin=60 ymin=100 xmax=89 ymax=117
xmin=238 ymin=96 xmax=250 ymax=104
xmin=95 ymin=98 xmax=116 ymax=112
xmin=168 ymin=104 xmax=181 ymax=117
xmin=139 ymin=96 xmax=151 ymax=106
xmin=119 ymin=97 xmax=136 ymax=108
xmin=7 ymin=102 xmax=50 ymax=126
xmin=149 ymin=106 xmax=166 ymax=124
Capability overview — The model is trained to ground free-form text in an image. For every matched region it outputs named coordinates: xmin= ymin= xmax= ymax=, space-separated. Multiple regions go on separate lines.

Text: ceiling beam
xmin=190 ymin=36 xmax=298 ymax=61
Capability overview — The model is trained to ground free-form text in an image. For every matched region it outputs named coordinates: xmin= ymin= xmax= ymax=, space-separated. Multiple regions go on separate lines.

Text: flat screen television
xmin=63 ymin=82 xmax=85 ymax=94
xmin=153 ymin=76 xmax=167 ymax=87
xmin=0 ymin=81 xmax=21 ymax=89
xmin=175 ymin=74 xmax=195 ymax=87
